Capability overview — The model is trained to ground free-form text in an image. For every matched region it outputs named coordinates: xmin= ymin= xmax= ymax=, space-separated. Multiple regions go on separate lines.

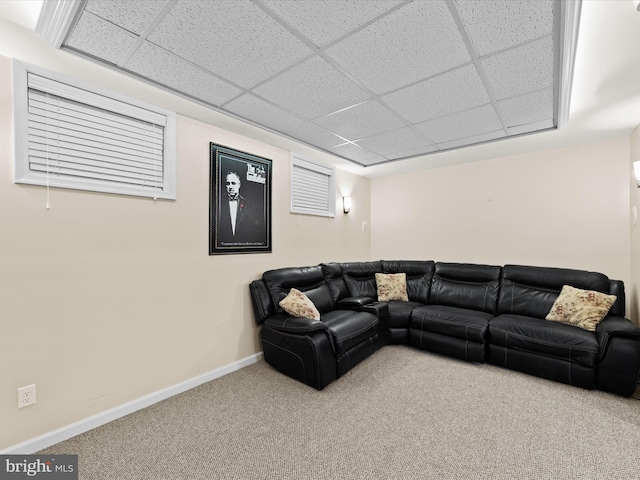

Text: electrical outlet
xmin=17 ymin=384 xmax=36 ymax=409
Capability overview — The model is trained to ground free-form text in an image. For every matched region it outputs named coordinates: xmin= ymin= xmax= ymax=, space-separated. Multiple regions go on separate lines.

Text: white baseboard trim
xmin=2 ymin=352 xmax=263 ymax=454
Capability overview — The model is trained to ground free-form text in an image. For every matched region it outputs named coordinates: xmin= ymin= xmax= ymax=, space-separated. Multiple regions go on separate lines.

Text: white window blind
xmin=13 ymin=61 xmax=176 ymax=200
xmin=290 ymin=154 xmax=335 ymax=217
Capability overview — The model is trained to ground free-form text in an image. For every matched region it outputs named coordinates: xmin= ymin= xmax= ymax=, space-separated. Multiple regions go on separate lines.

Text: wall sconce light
xmin=634 ymin=0 xmax=640 ymax=12
xmin=343 ymin=196 xmax=352 ymax=214
xmin=634 ymin=161 xmax=640 ymax=188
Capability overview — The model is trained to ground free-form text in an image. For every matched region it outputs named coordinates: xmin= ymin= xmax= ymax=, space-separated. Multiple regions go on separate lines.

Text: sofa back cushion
xmin=381 ymin=260 xmax=434 ymax=304
xmin=321 ymin=262 xmax=350 ymax=302
xmin=498 ymin=264 xmax=611 ymax=318
xmin=608 ymin=279 xmax=626 ymax=317
xmin=249 ymin=279 xmax=275 ymax=325
xmin=430 ymin=262 xmax=501 ymax=314
xmin=340 ymin=261 xmax=383 ymax=298
xmin=263 ymin=265 xmax=334 ymax=315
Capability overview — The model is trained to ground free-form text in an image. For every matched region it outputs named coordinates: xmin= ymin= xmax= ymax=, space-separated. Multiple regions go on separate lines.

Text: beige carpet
xmin=40 ymin=346 xmax=640 ymax=479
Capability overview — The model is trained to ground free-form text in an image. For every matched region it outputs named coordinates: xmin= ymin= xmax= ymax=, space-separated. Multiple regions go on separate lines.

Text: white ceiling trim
xmin=557 ymin=0 xmax=582 ymax=127
xmin=35 ymin=0 xmax=83 ymax=49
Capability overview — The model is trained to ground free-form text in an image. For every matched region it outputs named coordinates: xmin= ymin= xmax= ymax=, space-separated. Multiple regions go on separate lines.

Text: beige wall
xmin=371 ymin=138 xmax=632 ymax=310
xmin=629 ymin=125 xmax=640 ymax=324
xmin=0 ymin=43 xmax=370 ymax=449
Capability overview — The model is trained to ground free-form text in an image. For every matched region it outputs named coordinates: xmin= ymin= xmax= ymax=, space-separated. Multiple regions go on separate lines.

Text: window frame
xmin=289 ymin=153 xmax=336 ymax=218
xmin=12 ymin=60 xmax=177 ymax=200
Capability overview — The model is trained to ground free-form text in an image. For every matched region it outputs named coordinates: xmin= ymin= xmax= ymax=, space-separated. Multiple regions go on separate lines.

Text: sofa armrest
xmin=597 ymin=316 xmax=640 ymax=351
xmin=264 ymin=314 xmax=329 ymax=335
xmin=361 ymin=302 xmax=390 ymax=346
xmin=596 ymin=316 xmax=640 ymax=396
xmin=336 ymin=296 xmax=375 ymax=309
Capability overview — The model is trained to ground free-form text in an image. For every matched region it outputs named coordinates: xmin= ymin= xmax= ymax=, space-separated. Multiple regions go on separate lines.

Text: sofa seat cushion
xmin=410 ymin=305 xmax=491 ymax=343
xmin=321 ymin=310 xmax=379 ymax=354
xmin=388 ymin=301 xmax=423 ymax=329
xmin=489 ymin=314 xmax=599 ymax=367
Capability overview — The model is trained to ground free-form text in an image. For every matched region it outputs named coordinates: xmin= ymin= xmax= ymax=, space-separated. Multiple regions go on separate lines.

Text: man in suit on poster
xmin=217 ymin=170 xmax=264 ymax=246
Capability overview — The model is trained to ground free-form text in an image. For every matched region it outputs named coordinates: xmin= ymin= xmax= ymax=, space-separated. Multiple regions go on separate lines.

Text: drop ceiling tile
xmin=415 ymin=104 xmax=503 ymax=144
xmin=357 ymin=127 xmax=432 ymax=156
xmin=481 ymin=36 xmax=554 ymax=100
xmin=253 ymin=56 xmax=371 ymax=120
xmin=314 ymin=100 xmax=405 ymax=141
xmin=282 ymin=122 xmax=346 ymax=149
xmin=125 ymin=42 xmax=242 ymax=105
xmin=261 ymin=0 xmax=402 ymax=47
xmin=66 ymin=11 xmax=138 ymax=64
xmin=382 ymin=64 xmax=490 ymax=124
xmin=147 ymin=0 xmax=312 ymax=89
xmin=385 ymin=145 xmax=439 ymax=161
xmin=329 ymin=143 xmax=380 ymax=163
xmin=454 ymin=0 xmax=554 ymax=57
xmin=224 ymin=94 xmax=304 ymax=134
xmin=437 ymin=129 xmax=505 ymax=150
xmin=85 ymin=0 xmax=167 ymax=35
xmin=497 ymin=88 xmax=554 ymax=128
xmin=325 ymin=0 xmax=471 ymax=94
xmin=507 ymin=119 xmax=554 ymax=136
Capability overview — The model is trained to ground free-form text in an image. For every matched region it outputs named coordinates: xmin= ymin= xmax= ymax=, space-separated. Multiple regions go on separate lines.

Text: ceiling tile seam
xmin=357 ymin=132 xmax=440 ymax=158
xmin=493 ymin=84 xmax=556 ymax=122
xmin=243 ymin=0 xmax=348 ymax=96
xmin=251 ymin=0 xmax=419 ymax=133
xmin=376 ymin=60 xmax=475 ymax=99
xmin=331 ymin=142 xmax=383 ymax=162
xmin=305 ymin=106 xmax=440 ymax=156
xmin=446 ymin=2 xmax=509 ymax=137
xmin=219 ymin=83 xmax=358 ymax=145
xmin=62 ymin=9 xmax=135 ymax=67
xmin=307 ymin=98 xmax=374 ymax=122
xmin=115 ymin=0 xmax=178 ymax=68
xmin=475 ymin=33 xmax=554 ymax=62
xmin=227 ymin=1 xmax=423 ymax=110
xmin=123 ymin=38 xmax=252 ymax=104
xmin=322 ymin=0 xmax=413 ymax=49
xmin=348 ymin=107 xmax=440 ymax=153
xmin=433 ymin=131 xmax=506 ymax=151
xmin=218 ymin=50 xmax=320 ymax=108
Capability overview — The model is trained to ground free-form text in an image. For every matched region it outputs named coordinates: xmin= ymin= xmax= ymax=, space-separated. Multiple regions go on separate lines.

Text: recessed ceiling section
xmin=43 ymin=0 xmax=580 ymax=168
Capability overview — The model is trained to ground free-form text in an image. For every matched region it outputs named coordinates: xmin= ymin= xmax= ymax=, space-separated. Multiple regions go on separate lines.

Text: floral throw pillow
xmin=279 ymin=288 xmax=320 ymax=320
xmin=545 ymin=285 xmax=617 ymax=331
xmin=375 ymin=273 xmax=409 ymax=302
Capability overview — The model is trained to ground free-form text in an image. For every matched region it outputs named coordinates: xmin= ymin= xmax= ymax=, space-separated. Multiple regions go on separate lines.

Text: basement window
xmin=12 ymin=60 xmax=176 ymax=200
xmin=290 ymin=153 xmax=335 ymax=217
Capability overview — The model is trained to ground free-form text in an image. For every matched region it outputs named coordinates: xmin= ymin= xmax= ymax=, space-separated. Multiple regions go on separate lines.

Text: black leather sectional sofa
xmin=249 ymin=261 xmax=640 ymax=397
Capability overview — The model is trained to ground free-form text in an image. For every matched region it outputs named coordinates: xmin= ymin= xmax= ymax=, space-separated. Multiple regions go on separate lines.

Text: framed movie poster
xmin=209 ymin=143 xmax=272 ymax=255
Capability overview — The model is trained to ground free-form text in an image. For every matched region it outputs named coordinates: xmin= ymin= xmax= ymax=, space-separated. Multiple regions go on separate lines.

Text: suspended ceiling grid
xmin=40 ymin=0 xmax=576 ymax=168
